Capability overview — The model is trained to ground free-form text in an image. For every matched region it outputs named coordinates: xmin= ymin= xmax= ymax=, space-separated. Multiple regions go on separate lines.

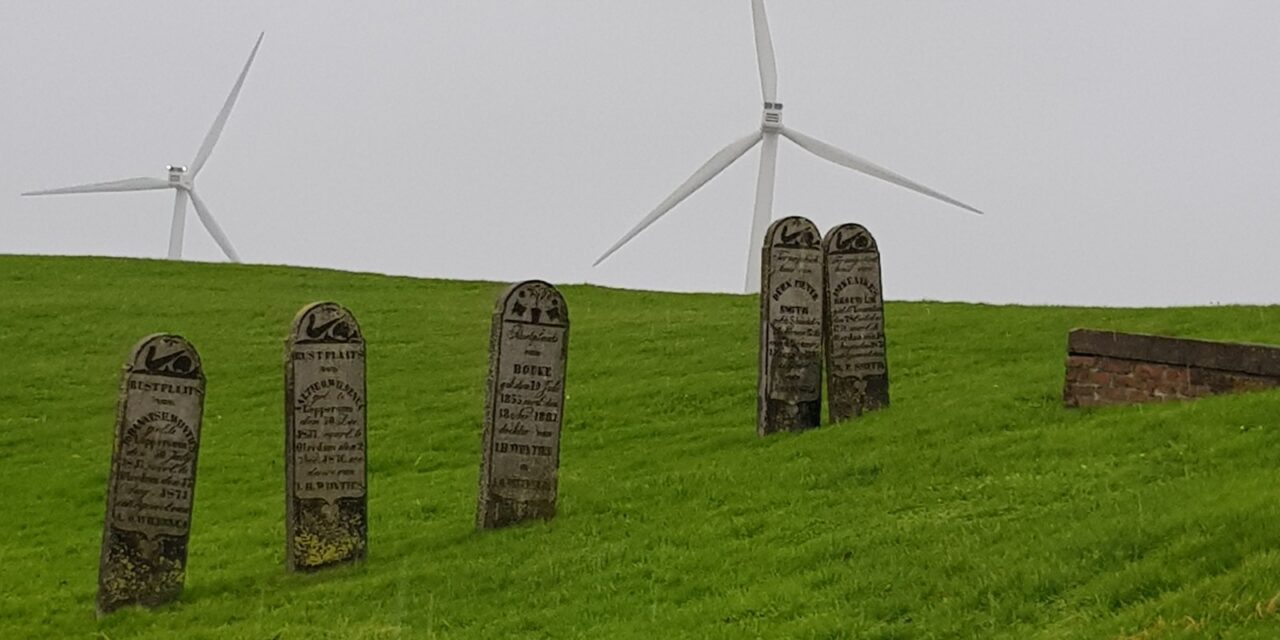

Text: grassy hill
xmin=1 ymin=255 xmax=1279 ymax=639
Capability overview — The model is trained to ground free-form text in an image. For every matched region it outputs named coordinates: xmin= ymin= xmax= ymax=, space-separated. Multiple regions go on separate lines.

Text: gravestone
xmin=823 ymin=223 xmax=889 ymax=422
xmin=97 ymin=334 xmax=206 ymax=615
xmin=477 ymin=280 xmax=569 ymax=529
xmin=759 ymin=216 xmax=824 ymax=436
xmin=284 ymin=302 xmax=367 ymax=571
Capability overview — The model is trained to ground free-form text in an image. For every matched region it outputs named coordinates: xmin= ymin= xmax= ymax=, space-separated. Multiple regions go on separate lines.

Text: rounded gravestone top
xmin=823 ymin=223 xmax=878 ymax=254
xmin=496 ymin=280 xmax=568 ymax=327
xmin=127 ymin=334 xmax=203 ymax=379
xmin=765 ymin=216 xmax=821 ymax=249
xmin=291 ymin=301 xmax=363 ymax=344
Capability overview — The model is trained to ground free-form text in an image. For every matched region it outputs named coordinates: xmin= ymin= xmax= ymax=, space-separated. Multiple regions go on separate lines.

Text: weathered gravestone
xmin=823 ymin=223 xmax=889 ymax=422
xmin=284 ymin=302 xmax=367 ymax=571
xmin=477 ymin=281 xmax=569 ymax=529
xmin=759 ymin=216 xmax=824 ymax=436
xmin=97 ymin=334 xmax=206 ymax=615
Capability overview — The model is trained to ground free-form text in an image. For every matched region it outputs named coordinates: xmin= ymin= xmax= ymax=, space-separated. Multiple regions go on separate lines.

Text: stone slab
xmin=477 ymin=281 xmax=569 ymax=529
xmin=285 ymin=302 xmax=367 ymax=571
xmin=1068 ymin=329 xmax=1280 ymax=378
xmin=823 ymin=223 xmax=889 ymax=422
xmin=97 ymin=334 xmax=205 ymax=615
xmin=758 ymin=216 xmax=824 ymax=436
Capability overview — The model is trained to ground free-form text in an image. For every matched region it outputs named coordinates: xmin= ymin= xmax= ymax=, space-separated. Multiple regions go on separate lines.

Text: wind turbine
xmin=593 ymin=1 xmax=983 ymax=292
xmin=22 ymin=33 xmax=265 ymax=263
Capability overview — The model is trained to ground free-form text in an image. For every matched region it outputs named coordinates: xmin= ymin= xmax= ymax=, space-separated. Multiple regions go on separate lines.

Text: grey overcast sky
xmin=3 ymin=1 xmax=1279 ymax=306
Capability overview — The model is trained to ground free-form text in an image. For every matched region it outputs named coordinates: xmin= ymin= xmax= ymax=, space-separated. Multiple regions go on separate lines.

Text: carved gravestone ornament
xmin=285 ymin=302 xmax=367 ymax=571
xmin=823 ymin=224 xmax=889 ymax=421
xmin=97 ymin=334 xmax=206 ymax=615
xmin=759 ymin=216 xmax=824 ymax=436
xmin=477 ymin=281 xmax=569 ymax=529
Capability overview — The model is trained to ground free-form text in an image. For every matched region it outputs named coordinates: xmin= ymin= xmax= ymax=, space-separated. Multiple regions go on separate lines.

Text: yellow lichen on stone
xmin=292 ymin=505 xmax=365 ymax=569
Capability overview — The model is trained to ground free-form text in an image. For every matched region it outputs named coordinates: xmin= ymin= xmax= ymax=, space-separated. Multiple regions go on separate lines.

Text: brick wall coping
xmin=1068 ymin=329 xmax=1280 ymax=378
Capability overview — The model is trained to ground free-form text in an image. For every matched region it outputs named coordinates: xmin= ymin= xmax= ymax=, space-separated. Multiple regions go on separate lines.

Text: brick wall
xmin=1063 ymin=329 xmax=1280 ymax=408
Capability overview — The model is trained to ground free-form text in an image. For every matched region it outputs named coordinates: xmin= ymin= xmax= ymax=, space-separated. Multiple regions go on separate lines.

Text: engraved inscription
xmin=290 ymin=349 xmax=367 ymax=500
xmin=767 ymin=266 xmax=824 ymax=401
xmin=759 ymin=217 xmax=823 ymax=436
xmin=478 ymin=281 xmax=569 ymax=529
xmin=111 ymin=399 xmax=200 ymax=537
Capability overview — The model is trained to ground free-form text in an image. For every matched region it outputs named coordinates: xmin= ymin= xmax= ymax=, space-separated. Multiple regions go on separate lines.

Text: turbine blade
xmin=781 ymin=126 xmax=983 ymax=215
xmin=190 ymin=32 xmax=264 ymax=177
xmin=594 ymin=130 xmax=763 ymax=267
xmin=745 ymin=131 xmax=779 ymax=293
xmin=22 ymin=177 xmax=173 ymax=196
xmin=168 ymin=190 xmax=189 ymax=259
xmin=187 ymin=188 xmax=241 ymax=262
xmin=751 ymin=0 xmax=778 ymax=103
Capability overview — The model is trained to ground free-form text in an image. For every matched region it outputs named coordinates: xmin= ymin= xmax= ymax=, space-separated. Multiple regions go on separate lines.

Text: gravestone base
xmin=828 ymin=374 xmax=889 ymax=421
xmin=288 ymin=497 xmax=366 ymax=571
xmin=478 ymin=497 xmax=556 ymax=530
xmin=759 ymin=399 xmax=821 ymax=436
xmin=98 ymin=532 xmax=188 ymax=614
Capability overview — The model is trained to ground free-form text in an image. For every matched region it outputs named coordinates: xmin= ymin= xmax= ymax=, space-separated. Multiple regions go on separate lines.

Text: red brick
xmin=1162 ymin=366 xmax=1189 ymax=385
xmin=1097 ymin=386 xmax=1126 ymax=402
xmin=1133 ymin=363 xmax=1160 ymax=382
xmin=1123 ymin=388 xmax=1151 ymax=403
xmin=1098 ymin=357 xmax=1136 ymax=374
xmin=1067 ymin=356 xmax=1097 ymax=369
xmin=1072 ymin=393 xmax=1103 ymax=408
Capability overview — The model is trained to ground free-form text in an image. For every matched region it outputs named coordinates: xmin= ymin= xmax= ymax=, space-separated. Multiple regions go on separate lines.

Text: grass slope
xmin=1 ymin=255 xmax=1279 ymax=639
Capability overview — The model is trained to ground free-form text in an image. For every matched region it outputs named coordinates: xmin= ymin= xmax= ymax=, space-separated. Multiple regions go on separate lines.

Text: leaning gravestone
xmin=759 ymin=216 xmax=824 ymax=436
xmin=97 ymin=334 xmax=206 ymax=615
xmin=823 ymin=223 xmax=889 ymax=422
xmin=477 ymin=280 xmax=569 ymax=529
xmin=284 ymin=302 xmax=367 ymax=571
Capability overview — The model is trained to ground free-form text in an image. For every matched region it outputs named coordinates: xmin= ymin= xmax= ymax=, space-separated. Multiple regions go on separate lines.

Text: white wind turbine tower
xmin=594 ymin=1 xmax=983 ymax=292
xmin=22 ymin=33 xmax=265 ymax=263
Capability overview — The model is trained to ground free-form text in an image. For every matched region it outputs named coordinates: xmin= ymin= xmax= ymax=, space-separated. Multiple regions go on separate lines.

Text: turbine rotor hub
xmin=762 ymin=102 xmax=783 ymax=131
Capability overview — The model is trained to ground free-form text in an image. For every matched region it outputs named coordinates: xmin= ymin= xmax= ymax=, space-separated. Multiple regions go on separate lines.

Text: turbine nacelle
xmin=167 ymin=165 xmax=189 ymax=187
xmin=762 ymin=102 xmax=783 ymax=131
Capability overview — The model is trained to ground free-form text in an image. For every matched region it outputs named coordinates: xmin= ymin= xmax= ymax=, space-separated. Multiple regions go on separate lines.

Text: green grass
xmin=2 ymin=255 xmax=1279 ymax=639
